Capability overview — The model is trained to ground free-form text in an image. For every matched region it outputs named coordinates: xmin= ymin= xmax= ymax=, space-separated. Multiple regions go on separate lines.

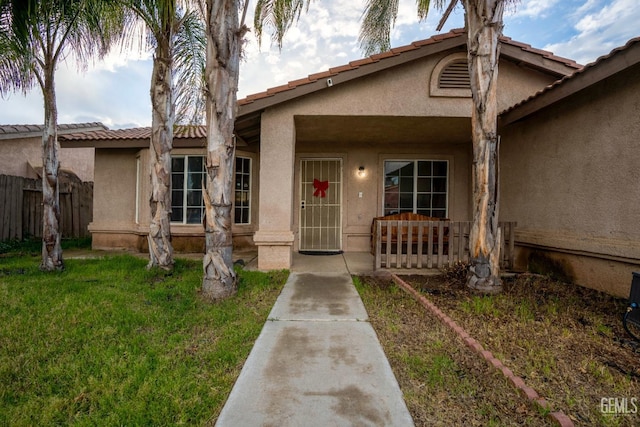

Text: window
xmin=383 ymin=160 xmax=448 ymax=217
xmin=171 ymin=156 xmax=206 ymax=224
xmin=234 ymin=157 xmax=251 ymax=224
xmin=170 ymin=155 xmax=251 ymax=225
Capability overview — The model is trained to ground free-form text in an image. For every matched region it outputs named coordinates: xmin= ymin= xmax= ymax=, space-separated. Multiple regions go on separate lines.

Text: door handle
xmin=301 ymin=200 xmax=306 ymax=209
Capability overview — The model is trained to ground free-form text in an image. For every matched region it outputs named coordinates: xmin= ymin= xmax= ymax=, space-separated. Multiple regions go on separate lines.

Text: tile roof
xmin=60 ymin=125 xmax=207 ymax=141
xmin=501 ymin=36 xmax=640 ymax=122
xmin=0 ymin=122 xmax=107 ymax=139
xmin=59 ymin=29 xmax=584 ymax=146
xmin=238 ymin=28 xmax=580 ymax=109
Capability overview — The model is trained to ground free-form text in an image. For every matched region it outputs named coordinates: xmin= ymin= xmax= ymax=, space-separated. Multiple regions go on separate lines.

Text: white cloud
xmin=575 ymin=0 xmax=600 ymax=15
xmin=515 ymin=0 xmax=560 ymax=17
xmin=1 ymin=0 xmax=638 ymax=126
xmin=543 ymin=0 xmax=640 ymax=64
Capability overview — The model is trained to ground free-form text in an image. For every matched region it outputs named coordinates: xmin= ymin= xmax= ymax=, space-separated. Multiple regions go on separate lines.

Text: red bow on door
xmin=313 ymin=179 xmax=329 ymax=198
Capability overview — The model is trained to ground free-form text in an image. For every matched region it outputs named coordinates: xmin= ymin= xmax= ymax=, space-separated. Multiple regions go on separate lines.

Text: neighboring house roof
xmin=0 ymin=122 xmax=107 ymax=140
xmin=500 ymin=37 xmax=640 ymax=125
xmin=60 ymin=125 xmax=225 ymax=148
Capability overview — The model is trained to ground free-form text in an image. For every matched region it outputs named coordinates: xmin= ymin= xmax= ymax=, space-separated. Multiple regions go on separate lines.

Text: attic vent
xmin=439 ymin=60 xmax=470 ymax=89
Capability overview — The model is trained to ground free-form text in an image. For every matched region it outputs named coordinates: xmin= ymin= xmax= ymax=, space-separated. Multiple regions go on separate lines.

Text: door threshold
xmin=298 ymin=250 xmax=344 ymax=256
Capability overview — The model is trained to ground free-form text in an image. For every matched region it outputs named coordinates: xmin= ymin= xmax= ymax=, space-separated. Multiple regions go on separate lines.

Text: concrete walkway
xmin=215 ymin=252 xmax=414 ymax=426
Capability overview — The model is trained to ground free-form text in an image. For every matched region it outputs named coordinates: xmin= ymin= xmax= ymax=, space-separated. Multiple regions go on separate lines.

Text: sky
xmin=0 ymin=0 xmax=638 ymax=129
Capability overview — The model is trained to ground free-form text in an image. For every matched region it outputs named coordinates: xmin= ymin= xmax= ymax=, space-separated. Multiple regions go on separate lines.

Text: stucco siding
xmin=294 ymin=140 xmax=470 ymax=252
xmin=0 ymin=136 xmax=94 ymax=181
xmin=501 ymin=64 xmax=640 ymax=296
xmin=92 ymin=148 xmax=139 ymax=227
xmin=91 ymin=146 xmax=260 ymax=252
xmin=254 ymin=50 xmax=560 ymax=257
xmin=257 ymin=52 xmax=560 ymax=120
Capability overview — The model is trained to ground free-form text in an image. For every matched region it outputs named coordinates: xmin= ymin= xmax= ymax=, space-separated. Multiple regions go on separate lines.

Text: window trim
xmin=169 ymin=154 xmax=252 ymax=226
xmin=135 ymin=156 xmax=141 ymax=224
xmin=170 ymin=155 xmax=206 ymax=225
xmin=382 ymin=159 xmax=449 ymax=218
xmin=234 ymin=156 xmax=252 ymax=225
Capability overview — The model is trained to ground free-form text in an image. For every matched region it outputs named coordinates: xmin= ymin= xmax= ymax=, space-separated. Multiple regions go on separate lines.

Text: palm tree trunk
xmin=147 ymin=37 xmax=175 ymax=271
xmin=463 ymin=0 xmax=504 ymax=293
xmin=40 ymin=67 xmax=64 ymax=271
xmin=201 ymin=0 xmax=245 ymax=300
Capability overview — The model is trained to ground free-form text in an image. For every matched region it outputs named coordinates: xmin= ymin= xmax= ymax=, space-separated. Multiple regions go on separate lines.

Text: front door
xmin=299 ymin=158 xmax=342 ymax=252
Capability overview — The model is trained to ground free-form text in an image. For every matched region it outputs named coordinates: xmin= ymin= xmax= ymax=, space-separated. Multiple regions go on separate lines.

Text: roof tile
xmin=60 ymin=125 xmax=208 ymax=141
xmin=391 ymin=44 xmax=419 ymax=54
xmin=348 ymin=57 xmax=376 ymax=67
xmin=288 ymin=76 xmax=315 ymax=86
xmin=370 ymin=50 xmax=399 ymax=60
xmin=0 ymin=122 xmax=107 ymax=136
xmin=266 ymin=83 xmax=292 ymax=95
xmin=307 ymin=70 xmax=337 ymax=80
xmin=329 ymin=64 xmax=356 ymax=73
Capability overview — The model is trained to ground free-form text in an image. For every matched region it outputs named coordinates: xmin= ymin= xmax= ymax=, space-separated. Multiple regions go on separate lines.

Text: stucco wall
xmin=89 ymin=148 xmax=138 ymax=237
xmin=0 ymin=136 xmax=94 ymax=181
xmin=294 ymin=140 xmax=470 ymax=252
xmin=91 ymin=146 xmax=260 ymax=252
xmin=255 ymin=50 xmax=565 ymax=262
xmin=260 ymin=51 xmax=554 ymax=120
xmin=500 ymin=64 xmax=640 ymax=296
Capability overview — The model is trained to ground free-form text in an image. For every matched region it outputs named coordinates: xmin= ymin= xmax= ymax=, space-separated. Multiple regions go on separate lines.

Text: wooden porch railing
xmin=374 ymin=220 xmax=516 ymax=270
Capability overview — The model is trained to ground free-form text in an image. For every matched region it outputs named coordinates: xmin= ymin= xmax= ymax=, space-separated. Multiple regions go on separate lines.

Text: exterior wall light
xmin=357 ymin=166 xmax=366 ymax=177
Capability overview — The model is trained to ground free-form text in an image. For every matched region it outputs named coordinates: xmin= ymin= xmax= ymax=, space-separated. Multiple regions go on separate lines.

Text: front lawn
xmin=0 ymin=253 xmax=287 ymax=426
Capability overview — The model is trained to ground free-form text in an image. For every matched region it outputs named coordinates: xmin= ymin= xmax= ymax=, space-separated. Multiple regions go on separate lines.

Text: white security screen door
xmin=299 ymin=159 xmax=342 ymax=252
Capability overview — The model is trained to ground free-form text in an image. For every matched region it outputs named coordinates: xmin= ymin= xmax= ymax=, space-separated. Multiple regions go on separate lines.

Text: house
xmin=60 ymin=29 xmax=640 ymax=296
xmin=0 ymin=122 xmax=106 ymax=182
xmin=499 ymin=37 xmax=640 ymax=297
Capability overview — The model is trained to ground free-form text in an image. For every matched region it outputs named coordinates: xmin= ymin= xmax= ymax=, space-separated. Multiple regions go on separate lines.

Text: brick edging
xmin=390 ymin=273 xmax=574 ymax=427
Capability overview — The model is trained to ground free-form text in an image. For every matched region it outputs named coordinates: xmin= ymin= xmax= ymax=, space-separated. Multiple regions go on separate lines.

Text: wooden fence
xmin=374 ymin=220 xmax=516 ymax=270
xmin=0 ymin=174 xmax=93 ymax=241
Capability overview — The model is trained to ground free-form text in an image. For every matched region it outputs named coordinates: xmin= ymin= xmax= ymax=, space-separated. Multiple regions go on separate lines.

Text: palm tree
xmin=0 ymin=0 xmax=123 ymax=271
xmin=122 ymin=0 xmax=206 ymax=271
xmin=199 ymin=0 xmax=249 ymax=300
xmin=255 ymin=0 xmax=516 ymax=293
xmin=360 ymin=0 xmax=516 ymax=294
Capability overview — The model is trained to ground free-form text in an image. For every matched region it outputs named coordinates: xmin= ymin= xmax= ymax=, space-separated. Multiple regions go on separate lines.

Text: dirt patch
xmin=368 ymin=272 xmax=640 ymax=426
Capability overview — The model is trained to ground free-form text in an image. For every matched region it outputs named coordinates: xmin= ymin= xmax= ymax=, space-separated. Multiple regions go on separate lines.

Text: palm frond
xmin=173 ymin=7 xmax=206 ymax=124
xmin=358 ymin=0 xmax=458 ymax=56
xmin=253 ymin=0 xmax=310 ymax=49
xmin=358 ymin=0 xmax=399 ymax=56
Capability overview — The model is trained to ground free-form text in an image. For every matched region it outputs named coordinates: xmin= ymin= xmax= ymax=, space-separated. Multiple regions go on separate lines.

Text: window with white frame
xmin=170 ymin=155 xmax=251 ymax=225
xmin=383 ymin=160 xmax=448 ymax=217
xmin=234 ymin=157 xmax=251 ymax=224
xmin=171 ymin=156 xmax=206 ymax=224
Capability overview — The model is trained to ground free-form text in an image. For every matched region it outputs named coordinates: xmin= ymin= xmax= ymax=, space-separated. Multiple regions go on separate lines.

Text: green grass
xmin=461 ymin=295 xmax=500 ymax=316
xmin=0 ymin=253 xmax=288 ymax=426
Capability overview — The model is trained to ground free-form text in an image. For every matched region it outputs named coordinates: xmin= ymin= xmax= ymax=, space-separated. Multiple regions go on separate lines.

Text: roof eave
xmin=500 ymin=40 xmax=640 ymax=126
xmin=500 ymin=43 xmax=580 ymax=78
xmin=0 ymin=122 xmax=107 ymax=140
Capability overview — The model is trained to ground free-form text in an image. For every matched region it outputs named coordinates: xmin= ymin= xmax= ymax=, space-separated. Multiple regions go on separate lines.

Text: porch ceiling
xmin=294 ymin=115 xmax=471 ymax=144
